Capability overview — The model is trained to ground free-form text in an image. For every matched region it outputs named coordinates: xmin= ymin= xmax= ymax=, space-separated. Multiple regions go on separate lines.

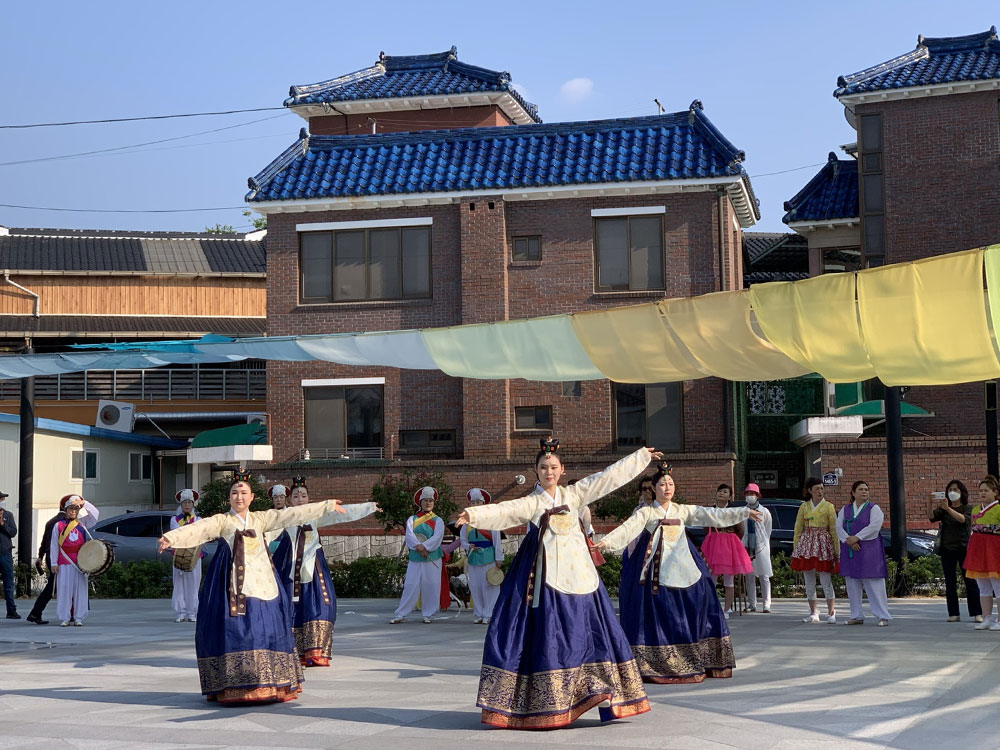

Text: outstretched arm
xmin=461 ymin=495 xmax=538 ymax=530
xmin=160 ymin=514 xmax=226 ymax=551
xmin=260 ymin=499 xmax=345 ymax=532
xmin=318 ymin=501 xmax=378 ymax=526
xmin=598 ymin=507 xmax=652 ymax=553
xmin=684 ymin=505 xmax=752 ymax=527
xmin=570 ymin=447 xmax=660 ymax=508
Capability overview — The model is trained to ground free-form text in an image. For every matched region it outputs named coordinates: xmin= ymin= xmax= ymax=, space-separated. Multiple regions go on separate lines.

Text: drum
xmin=486 ymin=566 xmax=505 ymax=586
xmin=77 ymin=539 xmax=114 ymax=577
xmin=172 ymin=546 xmax=202 ymax=572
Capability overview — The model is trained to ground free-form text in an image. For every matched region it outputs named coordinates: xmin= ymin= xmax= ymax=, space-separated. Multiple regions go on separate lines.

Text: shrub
xmin=92 ymin=560 xmax=174 ymax=598
xmin=371 ymin=470 xmax=458 ymax=532
xmin=598 ymin=553 xmax=623 ymax=597
xmin=328 ymin=555 xmax=406 ymax=598
xmin=196 ymin=474 xmax=272 ymax=517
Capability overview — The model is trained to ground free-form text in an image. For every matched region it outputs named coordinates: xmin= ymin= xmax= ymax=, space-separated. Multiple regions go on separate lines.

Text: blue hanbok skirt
xmin=477 ymin=524 xmax=649 ymax=729
xmin=195 ymin=542 xmax=303 ymax=703
xmin=272 ymin=531 xmax=337 ymax=666
xmin=619 ymin=528 xmax=735 ymax=683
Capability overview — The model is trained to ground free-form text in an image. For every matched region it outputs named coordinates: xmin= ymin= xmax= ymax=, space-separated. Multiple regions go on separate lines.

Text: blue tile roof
xmin=247 ymin=102 xmax=758 ymax=220
xmin=285 ymin=46 xmax=540 ymax=123
xmin=835 ymin=27 xmax=1000 ymax=97
xmin=782 ymin=153 xmax=859 ymax=224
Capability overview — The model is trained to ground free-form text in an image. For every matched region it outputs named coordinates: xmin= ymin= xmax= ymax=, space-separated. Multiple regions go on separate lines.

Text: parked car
xmin=92 ymin=510 xmax=218 ymax=564
xmin=684 ymin=498 xmax=935 ymax=559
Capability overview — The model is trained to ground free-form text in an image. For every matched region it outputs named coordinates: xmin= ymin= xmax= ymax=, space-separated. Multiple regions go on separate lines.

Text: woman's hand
xmin=157 ymin=536 xmax=172 ymax=554
xmin=645 ymin=447 xmax=664 ymax=461
xmin=845 ymin=534 xmax=860 ymax=547
xmin=748 ymin=509 xmax=764 ymax=522
xmin=596 ymin=539 xmax=608 ymax=551
xmin=328 ymin=499 xmax=346 ymax=514
xmin=456 ymin=510 xmax=470 ymax=527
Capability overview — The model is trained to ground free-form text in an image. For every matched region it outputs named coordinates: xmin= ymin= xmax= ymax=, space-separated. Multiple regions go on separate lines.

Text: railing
xmin=0 ymin=367 xmax=266 ymax=401
xmin=298 ymin=447 xmax=385 ymax=460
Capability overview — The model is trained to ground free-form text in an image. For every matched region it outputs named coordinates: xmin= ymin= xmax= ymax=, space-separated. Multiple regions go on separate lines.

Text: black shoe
xmin=6 ymin=612 xmax=21 ymax=620
xmin=25 ymin=614 xmax=47 ymax=625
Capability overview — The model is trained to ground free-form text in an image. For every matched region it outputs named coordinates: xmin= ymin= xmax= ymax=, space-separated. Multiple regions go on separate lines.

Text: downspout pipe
xmin=3 ymin=271 xmax=40 ymax=318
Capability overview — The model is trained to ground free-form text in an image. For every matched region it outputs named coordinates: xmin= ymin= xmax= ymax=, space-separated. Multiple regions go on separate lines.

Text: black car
xmin=685 ymin=498 xmax=935 ymax=559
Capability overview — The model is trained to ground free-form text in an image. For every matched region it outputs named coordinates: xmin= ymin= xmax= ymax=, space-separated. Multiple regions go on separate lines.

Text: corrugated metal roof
xmin=0 ymin=315 xmax=265 ymax=337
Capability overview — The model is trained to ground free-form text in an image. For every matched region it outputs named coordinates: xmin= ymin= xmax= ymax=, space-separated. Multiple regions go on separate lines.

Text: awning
xmin=187 ymin=422 xmax=271 ymax=465
xmin=837 ymin=400 xmax=934 ymax=418
xmin=189 ymin=422 xmax=267 ymax=448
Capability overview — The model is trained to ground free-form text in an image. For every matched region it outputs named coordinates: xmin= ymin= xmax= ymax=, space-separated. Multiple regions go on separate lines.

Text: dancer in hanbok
xmin=599 ymin=465 xmax=761 ymax=683
xmin=791 ymin=477 xmax=839 ymax=624
xmin=272 ymin=476 xmax=376 ymax=666
xmin=965 ymin=476 xmax=1000 ymax=630
xmin=265 ymin=484 xmax=288 ymax=554
xmin=700 ymin=483 xmax=753 ymax=618
xmin=836 ymin=481 xmax=891 ymax=626
xmin=50 ymin=494 xmax=100 ymax=627
xmin=457 ymin=438 xmax=660 ymax=729
xmin=169 ymin=489 xmax=203 ymax=623
xmin=460 ymin=488 xmax=503 ymax=624
xmin=740 ymin=483 xmax=773 ymax=613
xmin=158 ymin=470 xmax=347 ymax=704
xmin=391 ymin=486 xmax=446 ymax=624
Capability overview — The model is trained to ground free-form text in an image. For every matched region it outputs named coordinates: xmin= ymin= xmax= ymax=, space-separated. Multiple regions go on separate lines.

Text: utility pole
xmin=986 ymin=381 xmax=998 ymax=477
xmin=884 ymin=384 xmax=907 ymax=596
xmin=16 ymin=341 xmax=34 ymax=590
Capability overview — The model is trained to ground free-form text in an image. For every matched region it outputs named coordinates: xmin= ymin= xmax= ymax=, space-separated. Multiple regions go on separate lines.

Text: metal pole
xmin=884 ymin=384 xmax=907 ymax=595
xmin=986 ymin=381 xmax=999 ymax=477
xmin=16 ymin=346 xmax=35 ymax=582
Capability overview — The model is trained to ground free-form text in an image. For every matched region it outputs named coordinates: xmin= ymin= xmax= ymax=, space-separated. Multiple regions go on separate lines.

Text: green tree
xmin=196 ymin=474 xmax=272 ymax=517
xmin=204 ymin=223 xmax=236 ymax=234
xmin=372 ymin=470 xmax=458 ymax=532
xmin=243 ymin=210 xmax=267 ymax=230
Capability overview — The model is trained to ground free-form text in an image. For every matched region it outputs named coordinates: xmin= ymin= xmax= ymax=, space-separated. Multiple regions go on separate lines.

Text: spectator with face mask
xmin=740 ymin=484 xmax=773 ymax=613
xmin=0 ymin=491 xmax=18 ymax=620
xmin=928 ymin=480 xmax=981 ymax=623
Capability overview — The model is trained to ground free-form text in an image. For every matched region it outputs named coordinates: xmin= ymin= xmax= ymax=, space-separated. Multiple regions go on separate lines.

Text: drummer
xmin=50 ymin=494 xmax=100 ymax=627
xmin=266 ymin=485 xmax=289 ymax=553
xmin=170 ymin=489 xmax=203 ymax=623
xmin=460 ymin=488 xmax=504 ymax=624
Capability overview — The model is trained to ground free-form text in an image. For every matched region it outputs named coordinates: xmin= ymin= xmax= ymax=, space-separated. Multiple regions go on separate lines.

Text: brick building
xmin=783 ymin=27 xmax=1000 ymax=525
xmin=246 ymin=47 xmax=760 ymax=522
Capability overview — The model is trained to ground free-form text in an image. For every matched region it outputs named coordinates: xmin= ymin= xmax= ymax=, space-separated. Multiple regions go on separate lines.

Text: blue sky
xmin=0 ymin=1 xmax=995 ymax=234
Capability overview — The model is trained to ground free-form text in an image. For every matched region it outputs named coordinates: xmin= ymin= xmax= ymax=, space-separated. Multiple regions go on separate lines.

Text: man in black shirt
xmin=26 ymin=508 xmax=65 ymax=625
xmin=0 ymin=491 xmax=17 ymax=619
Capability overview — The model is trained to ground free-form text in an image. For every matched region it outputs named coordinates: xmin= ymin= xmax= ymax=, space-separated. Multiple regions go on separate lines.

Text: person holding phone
xmin=928 ymin=481 xmax=981 ymax=622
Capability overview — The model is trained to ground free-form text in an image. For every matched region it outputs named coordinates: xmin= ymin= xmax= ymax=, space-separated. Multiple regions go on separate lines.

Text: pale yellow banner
xmin=749 ymin=273 xmax=876 ymax=382
xmin=856 ymin=248 xmax=999 ymax=385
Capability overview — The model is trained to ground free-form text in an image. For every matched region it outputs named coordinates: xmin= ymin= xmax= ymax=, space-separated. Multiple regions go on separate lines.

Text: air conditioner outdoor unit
xmin=246 ymin=413 xmax=268 ymax=425
xmin=95 ymin=400 xmax=135 ymax=432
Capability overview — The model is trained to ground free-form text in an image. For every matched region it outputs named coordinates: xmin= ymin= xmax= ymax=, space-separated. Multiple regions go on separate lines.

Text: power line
xmin=0 ymin=203 xmax=246 ymax=214
xmin=0 ymin=114 xmax=291 ymax=168
xmin=0 ymin=107 xmax=286 ymax=129
xmin=748 ymin=162 xmax=827 ymax=178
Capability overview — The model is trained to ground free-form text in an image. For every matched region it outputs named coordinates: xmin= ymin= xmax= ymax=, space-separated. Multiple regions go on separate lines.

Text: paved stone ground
xmin=0 ymin=597 xmax=996 ymax=749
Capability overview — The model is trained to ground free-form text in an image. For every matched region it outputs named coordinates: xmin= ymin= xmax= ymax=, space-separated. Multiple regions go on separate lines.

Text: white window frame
xmin=128 ymin=451 xmax=153 ymax=483
xmin=71 ymin=449 xmax=100 ymax=482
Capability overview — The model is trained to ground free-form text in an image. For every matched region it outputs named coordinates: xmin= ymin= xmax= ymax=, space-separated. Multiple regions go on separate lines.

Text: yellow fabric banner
xmin=749 ymin=273 xmax=876 ymax=383
xmin=856 ymin=248 xmax=999 ymax=385
xmin=421 ymin=314 xmax=605 ymax=381
xmin=569 ymin=303 xmax=706 ymax=383
xmin=661 ymin=291 xmax=809 ymax=382
xmin=983 ymin=245 xmax=1000 ymax=359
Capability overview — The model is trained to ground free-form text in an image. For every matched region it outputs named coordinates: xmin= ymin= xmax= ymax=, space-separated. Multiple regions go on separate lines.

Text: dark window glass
xmin=400 ymin=430 xmax=429 ymax=448
xmin=774 ymin=506 xmax=800 ymax=530
xmin=513 ymin=236 xmax=541 ymax=261
xmin=300 ymin=233 xmax=333 ymax=299
xmin=399 ymin=429 xmax=455 ymax=450
xmin=114 ymin=515 xmax=162 ymax=538
xmin=629 ymin=216 xmax=663 ymax=291
xmin=562 ymin=381 xmax=581 ymax=397
xmin=368 ymin=229 xmax=401 ymax=300
xmin=514 ymin=406 xmax=552 ymax=430
xmin=860 ymin=114 xmax=882 ymax=152
xmin=614 ymin=382 xmax=683 ymax=451
xmin=428 ymin=431 xmax=455 ymax=447
xmin=862 ymin=153 xmax=882 ymax=172
xmin=864 ymin=214 xmax=885 ymax=256
xmin=823 ymin=247 xmax=863 ymax=274
xmin=129 ymin=453 xmax=151 ymax=481
xmin=401 ymin=227 xmax=431 ymax=298
xmin=334 ymin=231 xmax=365 ymax=301
xmin=346 ymin=386 xmax=383 ymax=448
xmin=71 ymin=450 xmax=98 ymax=480
xmin=862 ymin=174 xmax=884 ymax=213
xmin=304 ymin=386 xmax=346 ymax=450
xmin=596 ymin=218 xmax=629 ymax=289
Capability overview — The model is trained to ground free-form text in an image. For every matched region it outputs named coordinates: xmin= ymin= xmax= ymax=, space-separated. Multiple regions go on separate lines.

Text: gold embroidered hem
xmin=477 ymin=659 xmax=648 ymax=728
xmin=197 ymin=648 xmax=303 ymax=697
xmin=208 ymin=684 xmax=301 ymax=704
xmin=293 ymin=619 xmax=334 ymax=662
xmin=631 ymin=637 xmax=736 ymax=681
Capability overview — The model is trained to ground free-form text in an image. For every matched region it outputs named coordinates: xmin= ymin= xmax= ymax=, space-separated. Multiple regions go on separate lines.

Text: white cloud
xmin=559 ymin=77 xmax=594 ymax=104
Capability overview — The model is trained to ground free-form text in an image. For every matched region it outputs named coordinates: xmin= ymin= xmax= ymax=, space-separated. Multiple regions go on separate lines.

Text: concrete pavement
xmin=0 ymin=597 xmax=996 ymax=749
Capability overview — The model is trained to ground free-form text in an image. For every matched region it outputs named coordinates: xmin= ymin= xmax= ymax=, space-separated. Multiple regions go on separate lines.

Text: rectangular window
xmin=514 ymin=406 xmax=553 ymax=431
xmin=71 ymin=449 xmax=99 ymax=481
xmin=613 ymin=382 xmax=682 ymax=451
xmin=512 ymin=236 xmax=541 ymax=262
xmin=304 ymin=385 xmax=383 ymax=450
xmin=562 ymin=381 xmax=581 ymax=397
xmin=399 ymin=429 xmax=457 ymax=451
xmin=595 ymin=215 xmax=664 ymax=291
xmin=859 ymin=113 xmax=885 ymax=267
xmin=128 ymin=452 xmax=152 ymax=481
xmin=299 ymin=226 xmax=432 ymax=303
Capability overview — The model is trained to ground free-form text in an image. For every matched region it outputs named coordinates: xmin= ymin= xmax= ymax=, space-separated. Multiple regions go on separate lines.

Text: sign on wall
xmin=752 ymin=470 xmax=778 ymax=489
xmin=822 ymin=471 xmax=839 ymax=486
